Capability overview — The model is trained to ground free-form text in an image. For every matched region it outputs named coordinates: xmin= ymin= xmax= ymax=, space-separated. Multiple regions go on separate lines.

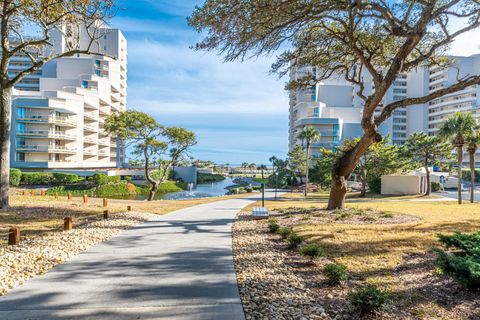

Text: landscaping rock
xmin=0 ymin=211 xmax=155 ymax=296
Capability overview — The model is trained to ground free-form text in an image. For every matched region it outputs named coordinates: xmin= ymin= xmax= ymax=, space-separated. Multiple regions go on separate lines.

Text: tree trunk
xmin=469 ymin=149 xmax=476 ymax=203
xmin=0 ymin=86 xmax=12 ymax=210
xmin=457 ymin=145 xmax=463 ymax=205
xmin=327 ymin=134 xmax=379 ymax=210
xmin=148 ymin=183 xmax=158 ymax=201
xmin=304 ymin=144 xmax=310 ymax=197
xmin=425 ymin=166 xmax=431 ymax=196
xmin=360 ymin=170 xmax=367 ymax=197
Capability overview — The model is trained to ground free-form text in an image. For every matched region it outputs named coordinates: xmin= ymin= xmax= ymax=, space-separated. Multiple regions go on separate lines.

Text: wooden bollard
xmin=103 ymin=210 xmax=109 ymax=219
xmin=103 ymin=198 xmax=108 ymax=208
xmin=22 ymin=190 xmax=26 ymax=196
xmin=64 ymin=217 xmax=73 ymax=231
xmin=67 ymin=192 xmax=72 ymax=200
xmin=83 ymin=194 xmax=88 ymax=204
xmin=8 ymin=228 xmax=20 ymax=245
xmin=41 ymin=190 xmax=46 ymax=196
xmin=31 ymin=190 xmax=35 ymax=196
xmin=54 ymin=192 xmax=59 ymax=200
xmin=127 ymin=205 xmax=132 ymax=211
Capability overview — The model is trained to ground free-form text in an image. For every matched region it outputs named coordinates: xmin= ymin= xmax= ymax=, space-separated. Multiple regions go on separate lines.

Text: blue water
xmin=157 ymin=178 xmax=235 ymax=200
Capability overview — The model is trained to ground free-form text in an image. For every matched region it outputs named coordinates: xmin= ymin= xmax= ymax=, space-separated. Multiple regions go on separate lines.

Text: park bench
xmin=252 ymin=206 xmax=268 ymax=218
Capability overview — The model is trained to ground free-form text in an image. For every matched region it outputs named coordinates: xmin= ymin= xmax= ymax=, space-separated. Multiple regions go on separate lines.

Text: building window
xmin=16 ymin=152 xmax=25 ymax=162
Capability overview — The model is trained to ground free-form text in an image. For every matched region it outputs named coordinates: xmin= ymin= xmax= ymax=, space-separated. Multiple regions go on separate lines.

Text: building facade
xmin=10 ymin=25 xmax=127 ymax=170
xmin=289 ymin=54 xmax=480 ymax=159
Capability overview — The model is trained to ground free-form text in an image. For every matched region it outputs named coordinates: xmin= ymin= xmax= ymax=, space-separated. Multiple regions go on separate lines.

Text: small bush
xmin=431 ymin=181 xmax=443 ymax=192
xmin=9 ymin=169 xmax=21 ymax=187
xmin=287 ymin=232 xmax=304 ymax=249
xmin=324 ymin=263 xmax=348 ymax=284
xmin=277 ymin=227 xmax=292 ymax=239
xmin=434 ymin=231 xmax=480 ymax=289
xmin=51 ymin=172 xmax=82 ymax=185
xmin=268 ymin=218 xmax=279 ymax=233
xmin=96 ymin=182 xmax=130 ymax=197
xmin=367 ymin=177 xmax=382 ymax=194
xmin=349 ymin=284 xmax=388 ymax=314
xmin=299 ymin=244 xmax=323 ymax=260
xmin=21 ymin=172 xmax=52 ymax=185
xmin=90 ymin=173 xmax=120 ymax=186
xmin=245 ymin=186 xmax=253 ymax=192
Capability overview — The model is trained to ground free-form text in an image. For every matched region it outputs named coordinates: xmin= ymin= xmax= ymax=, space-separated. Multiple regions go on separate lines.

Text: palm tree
xmin=258 ymin=164 xmax=267 ymax=179
xmin=299 ymin=126 xmax=321 ymax=197
xmin=241 ymin=162 xmax=248 ymax=174
xmin=465 ymin=131 xmax=480 ymax=203
xmin=439 ymin=112 xmax=478 ymax=204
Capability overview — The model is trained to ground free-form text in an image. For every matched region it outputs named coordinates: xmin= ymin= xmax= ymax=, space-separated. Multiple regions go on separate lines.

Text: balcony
xmin=83 ymin=148 xmax=97 ymax=156
xmin=84 ymin=113 xmax=98 ymax=121
xmin=17 ymin=115 xmax=76 ymax=127
xmin=98 ymin=139 xmax=109 ymax=146
xmin=84 ymin=137 xmax=97 ymax=144
xmin=84 ymin=124 xmax=98 ymax=132
xmin=99 ymin=107 xmax=110 ymax=115
xmin=98 ymin=149 xmax=109 ymax=157
xmin=16 ymin=145 xmax=76 ymax=154
xmin=16 ymin=130 xmax=76 ymax=140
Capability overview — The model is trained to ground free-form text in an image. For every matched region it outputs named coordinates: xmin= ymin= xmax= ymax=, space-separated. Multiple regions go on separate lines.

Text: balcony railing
xmin=17 ymin=115 xmax=76 ymax=127
xmin=16 ymin=145 xmax=76 ymax=153
xmin=84 ymin=124 xmax=98 ymax=132
xmin=84 ymin=137 xmax=96 ymax=144
xmin=16 ymin=130 xmax=76 ymax=140
xmin=83 ymin=148 xmax=96 ymax=155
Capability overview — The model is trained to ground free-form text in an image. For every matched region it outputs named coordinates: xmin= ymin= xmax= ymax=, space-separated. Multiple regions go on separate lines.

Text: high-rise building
xmin=289 ymin=54 xmax=480 ymax=160
xmin=10 ymin=25 xmax=127 ymax=170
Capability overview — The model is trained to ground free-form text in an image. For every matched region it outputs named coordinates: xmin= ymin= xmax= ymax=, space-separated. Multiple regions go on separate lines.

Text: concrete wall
xmin=381 ymin=175 xmax=423 ymax=195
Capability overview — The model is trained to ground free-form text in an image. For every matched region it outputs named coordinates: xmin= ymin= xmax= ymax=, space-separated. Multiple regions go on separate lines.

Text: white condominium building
xmin=289 ymin=54 xmax=480 ymax=159
xmin=10 ymin=25 xmax=127 ymax=169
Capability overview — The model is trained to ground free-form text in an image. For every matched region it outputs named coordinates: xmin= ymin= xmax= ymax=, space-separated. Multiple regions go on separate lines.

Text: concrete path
xmin=0 ymin=192 xmax=275 ymax=320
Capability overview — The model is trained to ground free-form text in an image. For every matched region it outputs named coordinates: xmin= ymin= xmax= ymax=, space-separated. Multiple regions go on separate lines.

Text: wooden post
xmin=22 ymin=190 xmax=26 ymax=196
xmin=8 ymin=228 xmax=20 ymax=245
xmin=31 ymin=190 xmax=35 ymax=196
xmin=103 ymin=198 xmax=108 ymax=208
xmin=64 ymin=217 xmax=73 ymax=231
xmin=83 ymin=194 xmax=88 ymax=204
xmin=103 ymin=210 xmax=109 ymax=219
xmin=54 ymin=192 xmax=59 ymax=200
xmin=67 ymin=192 xmax=72 ymax=201
xmin=41 ymin=190 xmax=46 ymax=196
xmin=127 ymin=205 xmax=132 ymax=211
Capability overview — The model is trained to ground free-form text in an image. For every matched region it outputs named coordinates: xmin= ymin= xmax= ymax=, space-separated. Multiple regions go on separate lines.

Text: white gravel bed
xmin=233 ymin=211 xmax=328 ymax=320
xmin=0 ymin=211 xmax=155 ymax=296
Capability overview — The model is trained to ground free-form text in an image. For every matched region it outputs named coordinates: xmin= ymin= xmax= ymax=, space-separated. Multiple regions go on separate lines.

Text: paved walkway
xmin=0 ymin=193 xmax=275 ymax=319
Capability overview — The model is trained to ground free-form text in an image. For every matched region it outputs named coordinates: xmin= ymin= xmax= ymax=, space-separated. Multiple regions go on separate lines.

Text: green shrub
xmin=124 ymin=176 xmax=132 ymax=182
xmin=9 ymin=169 xmax=21 ymax=187
xmin=157 ymin=181 xmax=184 ymax=193
xmin=267 ymin=218 xmax=279 ymax=233
xmin=349 ymin=284 xmax=388 ymax=314
xmin=51 ymin=173 xmax=82 ymax=185
xmin=47 ymin=185 xmax=95 ymax=197
xmin=90 ymin=173 xmax=120 ymax=186
xmin=299 ymin=244 xmax=324 ymax=260
xmin=21 ymin=172 xmax=52 ymax=185
xmin=287 ymin=232 xmax=304 ymax=249
xmin=277 ymin=227 xmax=292 ymax=239
xmin=245 ymin=186 xmax=253 ymax=192
xmin=431 ymin=181 xmax=443 ymax=192
xmin=324 ymin=263 xmax=348 ymax=284
xmin=96 ymin=183 xmax=130 ymax=197
xmin=367 ymin=177 xmax=382 ymax=194
xmin=434 ymin=231 xmax=480 ymax=289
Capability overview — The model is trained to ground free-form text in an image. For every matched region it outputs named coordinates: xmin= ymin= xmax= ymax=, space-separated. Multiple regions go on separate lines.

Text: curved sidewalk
xmin=0 ymin=192 xmax=275 ymax=319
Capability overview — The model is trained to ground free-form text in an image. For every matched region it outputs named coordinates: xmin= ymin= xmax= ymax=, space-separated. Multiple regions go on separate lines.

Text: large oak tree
xmin=189 ymin=0 xmax=480 ymax=209
xmin=0 ymin=0 xmax=116 ymax=209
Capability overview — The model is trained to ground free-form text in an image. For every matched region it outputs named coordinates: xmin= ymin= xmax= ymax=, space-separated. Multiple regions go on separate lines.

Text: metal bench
xmin=252 ymin=206 xmax=269 ymax=218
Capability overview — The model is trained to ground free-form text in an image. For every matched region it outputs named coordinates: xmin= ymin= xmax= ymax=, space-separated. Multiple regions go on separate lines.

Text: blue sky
xmin=110 ymin=1 xmax=289 ymax=165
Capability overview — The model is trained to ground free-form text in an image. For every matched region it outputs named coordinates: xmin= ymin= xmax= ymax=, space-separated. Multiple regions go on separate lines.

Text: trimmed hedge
xmin=9 ymin=169 xmax=21 ymax=187
xmin=90 ymin=173 xmax=121 ymax=186
xmin=20 ymin=172 xmax=82 ymax=186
